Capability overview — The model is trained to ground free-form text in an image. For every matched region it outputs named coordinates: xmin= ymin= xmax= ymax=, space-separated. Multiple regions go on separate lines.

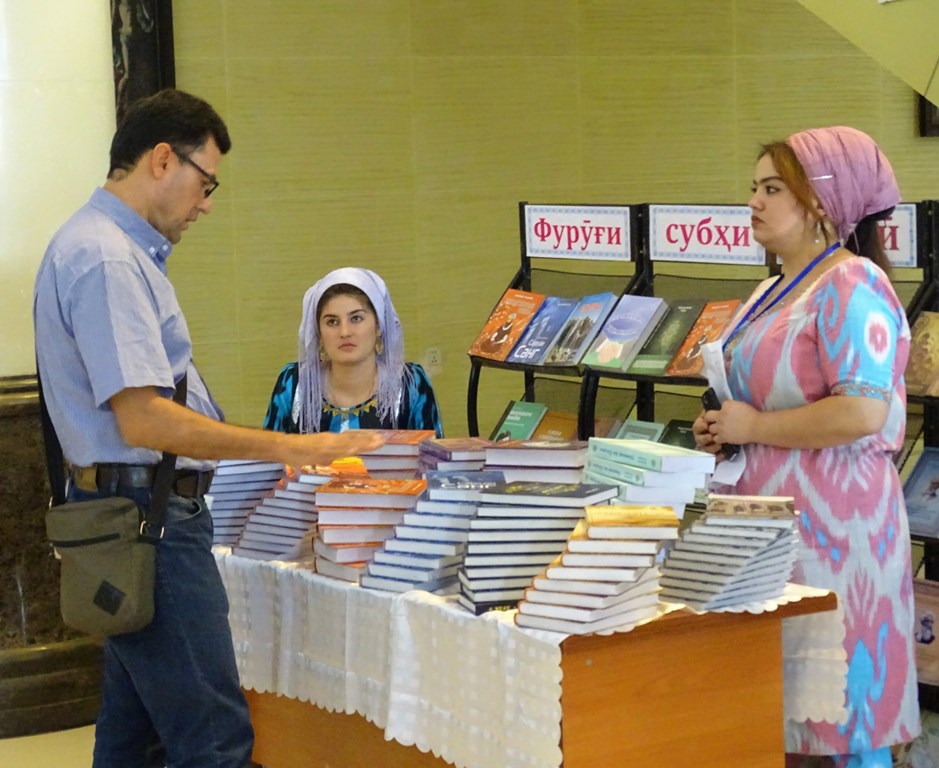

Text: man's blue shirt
xmin=34 ymin=187 xmax=221 ymax=467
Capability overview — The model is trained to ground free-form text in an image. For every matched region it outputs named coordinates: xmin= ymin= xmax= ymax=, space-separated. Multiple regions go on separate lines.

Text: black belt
xmin=71 ymin=464 xmax=214 ymax=498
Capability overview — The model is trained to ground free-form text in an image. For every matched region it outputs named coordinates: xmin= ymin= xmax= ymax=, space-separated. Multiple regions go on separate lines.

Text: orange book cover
xmin=665 ymin=299 xmax=742 ymax=377
xmin=468 ymin=288 xmax=546 ymax=361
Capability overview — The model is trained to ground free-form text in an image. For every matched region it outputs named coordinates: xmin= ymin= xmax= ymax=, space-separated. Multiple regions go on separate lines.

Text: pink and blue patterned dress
xmin=722 ymin=256 xmax=919 ymax=756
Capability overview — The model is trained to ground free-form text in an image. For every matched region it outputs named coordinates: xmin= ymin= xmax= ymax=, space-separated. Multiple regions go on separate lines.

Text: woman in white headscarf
xmin=264 ymin=267 xmax=442 ymax=436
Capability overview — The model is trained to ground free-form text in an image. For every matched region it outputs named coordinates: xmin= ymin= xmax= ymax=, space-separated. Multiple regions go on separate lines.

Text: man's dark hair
xmin=108 ymin=89 xmax=232 ymax=176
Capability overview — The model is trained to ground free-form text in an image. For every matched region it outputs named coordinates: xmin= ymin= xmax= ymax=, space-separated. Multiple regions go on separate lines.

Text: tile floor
xmin=0 ymin=725 xmax=94 ymax=767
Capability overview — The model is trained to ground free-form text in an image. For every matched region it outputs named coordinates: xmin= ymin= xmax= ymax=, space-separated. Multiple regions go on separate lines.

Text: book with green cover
xmin=587 ymin=437 xmax=716 ymax=474
xmin=615 ymin=418 xmax=666 ymax=441
xmin=658 ymin=419 xmax=697 ymax=451
xmin=626 ymin=299 xmax=706 ymax=376
xmin=489 ymin=400 xmax=548 ymax=441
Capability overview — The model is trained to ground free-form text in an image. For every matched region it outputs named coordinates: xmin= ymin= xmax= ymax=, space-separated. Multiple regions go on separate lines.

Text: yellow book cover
xmin=584 ymin=505 xmax=679 ymax=528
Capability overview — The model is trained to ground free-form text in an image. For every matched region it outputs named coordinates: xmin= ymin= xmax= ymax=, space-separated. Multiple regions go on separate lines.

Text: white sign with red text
xmin=880 ymin=204 xmax=916 ymax=268
xmin=524 ymin=205 xmax=632 ymax=261
xmin=649 ymin=205 xmax=765 ymax=265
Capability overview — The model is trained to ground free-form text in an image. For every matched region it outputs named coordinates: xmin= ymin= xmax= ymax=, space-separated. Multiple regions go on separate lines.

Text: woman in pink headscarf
xmin=693 ymin=127 xmax=919 ymax=766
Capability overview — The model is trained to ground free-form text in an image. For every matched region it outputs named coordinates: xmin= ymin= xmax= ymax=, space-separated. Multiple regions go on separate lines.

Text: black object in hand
xmin=701 ymin=387 xmax=740 ymax=459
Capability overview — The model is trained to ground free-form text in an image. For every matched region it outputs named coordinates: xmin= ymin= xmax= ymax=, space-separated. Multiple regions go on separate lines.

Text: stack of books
xmin=483 ymin=439 xmax=588 ymax=484
xmin=230 ymin=468 xmax=328 ymax=560
xmin=357 ymin=429 xmax=436 ymax=479
xmin=207 ymin=460 xmax=285 ymax=546
xmin=515 ymin=505 xmax=677 ymax=634
xmin=458 ymin=480 xmax=619 ymax=615
xmin=360 ymin=469 xmax=505 ymax=594
xmin=583 ymin=437 xmax=715 ymax=520
xmin=312 ymin=476 xmax=426 ymax=583
xmin=660 ymin=493 xmax=798 ymax=610
xmin=417 ymin=436 xmax=492 ymax=473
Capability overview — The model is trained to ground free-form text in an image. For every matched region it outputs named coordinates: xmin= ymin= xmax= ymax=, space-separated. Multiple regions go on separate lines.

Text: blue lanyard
xmin=723 ymin=242 xmax=840 ymax=351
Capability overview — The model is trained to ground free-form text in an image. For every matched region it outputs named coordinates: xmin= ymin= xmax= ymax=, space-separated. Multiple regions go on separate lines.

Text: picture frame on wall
xmin=918 ymin=94 xmax=939 ymax=137
xmin=913 ymin=578 xmax=939 ymax=686
xmin=111 ymin=0 xmax=176 ymax=124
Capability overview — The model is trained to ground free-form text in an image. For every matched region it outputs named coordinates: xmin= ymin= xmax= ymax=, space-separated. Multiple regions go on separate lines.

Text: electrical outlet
xmin=424 ymin=347 xmax=442 ymax=370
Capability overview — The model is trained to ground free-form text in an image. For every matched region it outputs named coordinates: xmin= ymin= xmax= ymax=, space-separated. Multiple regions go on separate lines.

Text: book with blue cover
xmin=541 ymin=291 xmax=619 ymax=367
xmin=505 ymin=296 xmax=579 ymax=365
xmin=581 ymin=294 xmax=669 ymax=371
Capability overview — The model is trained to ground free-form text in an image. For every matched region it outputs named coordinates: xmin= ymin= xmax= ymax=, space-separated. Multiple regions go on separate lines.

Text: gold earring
xmin=375 ymin=335 xmax=384 ymax=356
xmin=318 ymin=346 xmax=328 ymax=364
xmin=814 ymin=220 xmax=823 ymax=244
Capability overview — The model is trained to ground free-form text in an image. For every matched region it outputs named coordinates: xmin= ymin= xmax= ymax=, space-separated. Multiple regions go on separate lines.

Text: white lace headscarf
xmin=295 ymin=268 xmax=408 ymax=433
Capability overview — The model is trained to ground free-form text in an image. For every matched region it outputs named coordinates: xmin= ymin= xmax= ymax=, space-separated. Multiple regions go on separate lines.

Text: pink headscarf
xmin=786 ymin=126 xmax=900 ymax=242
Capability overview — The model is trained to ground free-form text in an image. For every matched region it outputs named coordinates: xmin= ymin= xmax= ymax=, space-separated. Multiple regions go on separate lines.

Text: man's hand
xmin=282 ymin=430 xmax=385 ymax=469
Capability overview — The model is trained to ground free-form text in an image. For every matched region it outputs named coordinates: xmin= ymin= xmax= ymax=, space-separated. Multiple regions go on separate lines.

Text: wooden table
xmin=245 ymin=591 xmax=837 ymax=768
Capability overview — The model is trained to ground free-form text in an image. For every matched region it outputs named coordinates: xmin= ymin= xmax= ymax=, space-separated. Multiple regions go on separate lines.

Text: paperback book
xmin=626 ymin=299 xmax=706 ymax=376
xmin=505 ymin=296 xmax=579 ymax=365
xmin=468 ymin=288 xmax=546 ymax=361
xmin=541 ymin=291 xmax=619 ymax=367
xmin=489 ymin=400 xmax=548 ymax=441
xmin=581 ymin=294 xmax=668 ymax=371
xmin=666 ymin=298 xmax=742 ymax=378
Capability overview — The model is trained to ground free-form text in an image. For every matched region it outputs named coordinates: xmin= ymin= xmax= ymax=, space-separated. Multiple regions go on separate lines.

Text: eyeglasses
xmin=172 ymin=146 xmax=220 ymax=198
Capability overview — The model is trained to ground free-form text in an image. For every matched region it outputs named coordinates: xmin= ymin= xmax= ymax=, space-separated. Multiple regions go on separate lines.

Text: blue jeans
xmin=68 ymin=485 xmax=254 ymax=767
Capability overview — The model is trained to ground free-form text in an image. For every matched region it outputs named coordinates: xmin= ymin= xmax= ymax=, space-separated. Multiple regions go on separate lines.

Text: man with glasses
xmin=34 ymin=89 xmax=382 ymax=767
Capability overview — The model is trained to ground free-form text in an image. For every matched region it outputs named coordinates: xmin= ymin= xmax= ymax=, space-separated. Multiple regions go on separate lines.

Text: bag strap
xmin=37 ymin=364 xmax=188 ymax=537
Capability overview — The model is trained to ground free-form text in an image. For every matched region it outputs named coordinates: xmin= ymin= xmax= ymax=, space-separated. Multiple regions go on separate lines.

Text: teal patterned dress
xmin=263 ymin=361 xmax=442 ymax=436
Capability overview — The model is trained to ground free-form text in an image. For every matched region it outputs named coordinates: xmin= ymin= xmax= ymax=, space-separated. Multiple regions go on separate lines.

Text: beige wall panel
xmin=226 ymin=58 xmax=414 ymax=199
xmin=579 ymin=56 xmax=736 ymax=203
xmin=411 ymin=0 xmax=577 ymax=56
xmin=411 ymin=57 xmax=580 ymax=194
xmin=578 ymin=0 xmax=733 ymax=57
xmin=232 ymin=194 xmax=416 ymax=345
xmin=173 ymin=0 xmax=226 ymax=60
xmin=169 ymin=203 xmax=238 ymax=347
xmin=238 ymin=336 xmax=292 ymax=428
xmin=736 ymin=0 xmax=866 ymax=58
xmin=225 ymin=0 xmax=410 ymax=58
xmin=192 ymin=339 xmax=245 ymax=425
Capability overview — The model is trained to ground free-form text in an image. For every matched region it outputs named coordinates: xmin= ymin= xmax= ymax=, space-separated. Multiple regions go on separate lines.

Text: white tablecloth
xmin=215 ymin=550 xmax=847 ymax=768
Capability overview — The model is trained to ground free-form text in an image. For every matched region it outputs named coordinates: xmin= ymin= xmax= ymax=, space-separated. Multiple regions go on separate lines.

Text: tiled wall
xmin=170 ymin=0 xmax=939 ymax=435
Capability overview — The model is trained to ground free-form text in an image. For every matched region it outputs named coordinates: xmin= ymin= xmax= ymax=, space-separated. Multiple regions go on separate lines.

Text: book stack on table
xmin=208 ymin=460 xmax=285 ymax=546
xmin=311 ymin=476 xmax=426 ymax=583
xmin=457 ymin=480 xmax=619 ymax=615
xmin=417 ymin=436 xmax=492 ymax=473
xmin=660 ymin=494 xmax=798 ymax=610
xmin=515 ymin=505 xmax=678 ymax=635
xmin=359 ymin=470 xmax=506 ymax=594
xmin=583 ymin=437 xmax=715 ymax=520
xmin=230 ymin=467 xmax=331 ymax=560
xmin=483 ymin=439 xmax=588 ymax=484
xmin=357 ymin=429 xmax=437 ymax=480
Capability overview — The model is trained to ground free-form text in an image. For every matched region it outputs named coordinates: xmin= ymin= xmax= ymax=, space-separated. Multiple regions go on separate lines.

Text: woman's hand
xmin=692 ymin=410 xmax=722 ymax=455
xmin=703 ymin=399 xmax=759 ymax=450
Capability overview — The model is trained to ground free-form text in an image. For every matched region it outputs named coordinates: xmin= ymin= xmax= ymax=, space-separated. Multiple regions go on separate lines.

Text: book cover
xmin=584 ymin=455 xmax=705 ymax=489
xmin=906 ymin=312 xmax=939 ymax=397
xmin=581 ymin=294 xmax=669 ymax=371
xmin=530 ymin=410 xmax=579 ymax=442
xmin=424 ymin=470 xmax=506 ymax=501
xmin=360 ymin=430 xmax=437 ymax=456
xmin=489 ymin=400 xmax=548 ymax=441
xmin=541 ymin=291 xmax=619 ymax=367
xmin=706 ymin=493 xmax=796 ymax=518
xmin=658 ymin=419 xmax=697 ymax=451
xmin=904 ymin=447 xmax=939 ymax=538
xmin=484 ymin=439 xmax=588 ymax=468
xmin=614 ymin=419 xmax=666 ymax=441
xmin=587 ymin=437 xmax=716 ymax=474
xmin=666 ymin=298 xmax=742 ymax=378
xmin=420 ymin=437 xmax=493 ymax=461
xmin=583 ymin=505 xmax=680 ymax=540
xmin=468 ymin=288 xmax=546 ymax=361
xmin=470 ymin=516 xmax=582 ymax=531
xmin=314 ymin=477 xmax=427 ymax=509
xmin=626 ymin=299 xmax=707 ymax=376
xmin=505 ymin=296 xmax=579 ymax=365
xmin=479 ymin=481 xmax=618 ymax=508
